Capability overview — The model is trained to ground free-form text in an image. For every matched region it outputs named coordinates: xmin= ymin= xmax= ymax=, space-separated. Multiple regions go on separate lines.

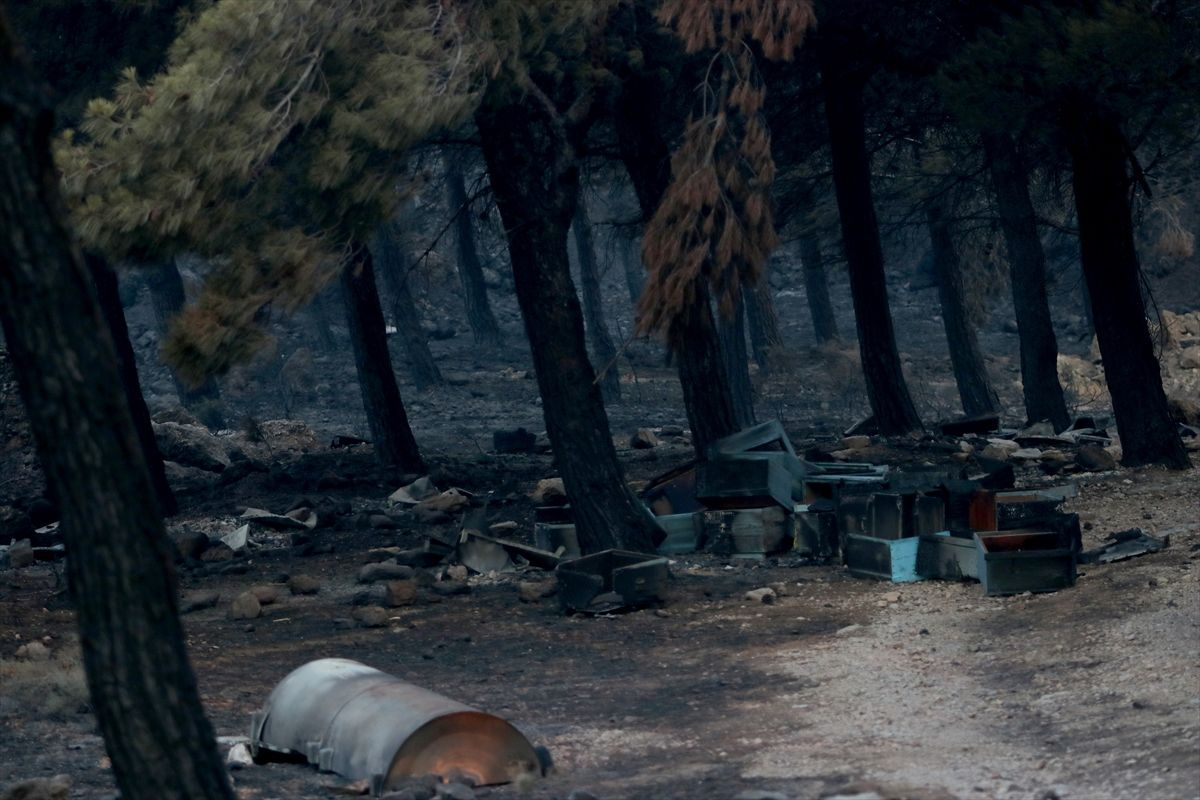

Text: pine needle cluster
xmin=638 ymin=0 xmax=814 ymax=343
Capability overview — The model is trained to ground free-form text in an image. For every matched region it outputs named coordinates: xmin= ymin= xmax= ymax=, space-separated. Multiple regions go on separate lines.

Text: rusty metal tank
xmin=250 ymin=658 xmax=540 ymax=794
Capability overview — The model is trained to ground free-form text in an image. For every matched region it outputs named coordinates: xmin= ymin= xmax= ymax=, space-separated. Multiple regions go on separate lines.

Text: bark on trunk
xmin=982 ymin=131 xmax=1070 ymax=431
xmin=796 ymin=188 xmax=840 ymax=344
xmin=618 ymin=229 xmax=645 ymax=305
xmin=339 ymin=242 xmax=425 ymax=471
xmin=145 ymin=258 xmax=226 ymax=428
xmin=572 ymin=196 xmax=621 ymax=403
xmin=819 ymin=41 xmax=923 ymax=434
xmin=1064 ymin=108 xmax=1187 ymax=469
xmin=744 ymin=278 xmax=784 ymax=371
xmin=476 ymin=89 xmax=658 ymax=554
xmin=309 ymin=287 xmax=339 ymax=353
xmin=927 ymin=200 xmax=1000 ymax=418
xmin=718 ymin=294 xmax=757 ymax=428
xmin=0 ymin=14 xmax=234 ymax=799
xmin=89 ymin=256 xmax=177 ymax=517
xmin=373 ymin=224 xmax=443 ymax=391
xmin=443 ymin=154 xmax=502 ymax=347
xmin=615 ymin=77 xmax=741 ymax=453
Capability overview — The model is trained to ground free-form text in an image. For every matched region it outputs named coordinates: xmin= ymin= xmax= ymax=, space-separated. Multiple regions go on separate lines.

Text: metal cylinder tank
xmin=250 ymin=658 xmax=539 ymax=794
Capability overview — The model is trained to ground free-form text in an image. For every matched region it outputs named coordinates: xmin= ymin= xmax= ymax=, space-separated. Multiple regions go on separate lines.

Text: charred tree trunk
xmin=443 ymin=153 xmax=502 ymax=347
xmin=926 ymin=200 xmax=1000 ymax=418
xmin=618 ymin=228 xmax=644 ymax=305
xmin=339 ymin=242 xmax=425 ymax=472
xmin=89 ymin=256 xmax=177 ymax=517
xmin=982 ymin=131 xmax=1070 ymax=431
xmin=373 ymin=224 xmax=443 ymax=391
xmin=309 ymin=287 xmax=339 ymax=353
xmin=476 ymin=88 xmax=659 ymax=554
xmin=744 ymin=278 xmax=784 ymax=371
xmin=819 ymin=40 xmax=922 ymax=434
xmin=572 ymin=196 xmax=621 ymax=403
xmin=1063 ymin=108 xmax=1187 ymax=469
xmin=718 ymin=294 xmax=757 ymax=428
xmin=0 ymin=13 xmax=234 ymax=799
xmin=616 ymin=76 xmax=741 ymax=453
xmin=145 ymin=258 xmax=226 ymax=428
xmin=796 ymin=188 xmax=840 ymax=344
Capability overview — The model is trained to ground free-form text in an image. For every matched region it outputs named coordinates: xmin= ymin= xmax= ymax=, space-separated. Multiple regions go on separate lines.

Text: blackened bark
xmin=744 ymin=278 xmax=784 ymax=371
xmin=718 ymin=294 xmax=757 ymax=428
xmin=443 ymin=154 xmax=502 ymax=347
xmin=673 ymin=285 xmax=741 ymax=454
xmin=145 ymin=259 xmax=226 ymax=428
xmin=618 ymin=229 xmax=644 ymax=305
xmin=795 ymin=187 xmax=840 ymax=343
xmin=572 ymin=196 xmax=621 ymax=402
xmin=1064 ymin=108 xmax=1187 ymax=469
xmin=982 ymin=131 xmax=1070 ymax=431
xmin=926 ymin=201 xmax=1000 ymax=418
xmin=309 ymin=287 xmax=339 ymax=353
xmin=0 ymin=12 xmax=234 ymax=799
xmin=372 ymin=224 xmax=443 ymax=391
xmin=339 ymin=242 xmax=425 ymax=471
xmin=476 ymin=89 xmax=658 ymax=554
xmin=615 ymin=76 xmax=741 ymax=453
xmin=89 ymin=256 xmax=177 ymax=517
xmin=819 ymin=41 xmax=923 ymax=434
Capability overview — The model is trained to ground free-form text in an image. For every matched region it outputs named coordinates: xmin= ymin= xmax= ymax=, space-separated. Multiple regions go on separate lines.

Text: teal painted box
xmin=844 ymin=534 xmax=922 ymax=582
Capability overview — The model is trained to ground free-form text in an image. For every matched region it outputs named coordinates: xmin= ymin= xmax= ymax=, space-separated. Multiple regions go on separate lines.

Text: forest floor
xmin=2 ymin=253 xmax=1199 ymax=800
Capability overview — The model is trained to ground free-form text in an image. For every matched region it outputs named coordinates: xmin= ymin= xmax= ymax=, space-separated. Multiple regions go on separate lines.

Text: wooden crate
xmin=917 ymin=532 xmax=978 ymax=580
xmin=844 ymin=534 xmax=921 ymax=582
xmin=974 ymin=530 xmax=1076 ymax=596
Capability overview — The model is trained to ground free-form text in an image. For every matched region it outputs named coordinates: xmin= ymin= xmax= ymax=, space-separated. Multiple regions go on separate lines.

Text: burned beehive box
xmin=793 ymin=507 xmax=838 ymax=559
xmin=917 ymin=532 xmax=979 ymax=581
xmin=703 ymin=507 xmax=792 ymax=559
xmin=844 ymin=534 xmax=921 ymax=582
xmin=696 ymin=455 xmax=793 ymax=510
xmin=995 ymin=490 xmax=1066 ymax=528
xmin=944 ymin=480 xmax=996 ymax=534
xmin=974 ymin=529 xmax=1076 ymax=596
xmin=655 ymin=512 xmax=703 ymax=555
xmin=556 ymin=550 xmax=669 ymax=613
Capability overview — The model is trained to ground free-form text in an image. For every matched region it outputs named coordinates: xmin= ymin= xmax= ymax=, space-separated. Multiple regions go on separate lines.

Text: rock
xmin=389 ymin=476 xmax=439 ymax=505
xmin=230 ymin=592 xmax=262 ymax=620
xmin=568 ymin=792 xmax=601 ymax=800
xmin=249 ymin=585 xmax=284 ymax=606
xmin=354 ymin=606 xmax=389 ymax=628
xmin=431 ymin=580 xmax=470 ymax=597
xmin=1077 ymin=445 xmax=1117 ymax=471
xmin=1040 ymin=449 xmax=1070 ymax=462
xmin=881 ymin=591 xmax=901 ymax=603
xmin=823 ymin=793 xmax=883 ymax=800
xmin=173 ymin=529 xmax=209 ymax=560
xmin=352 ymin=586 xmax=388 ymax=606
xmin=14 ymin=641 xmax=49 ymax=661
xmin=415 ymin=489 xmax=472 ymax=515
xmin=358 ymin=563 xmax=415 ymax=583
xmin=529 ymin=478 xmax=566 ymax=504
xmin=200 ymin=543 xmax=234 ymax=562
xmin=659 ymin=424 xmax=685 ymax=437
xmin=289 ymin=574 xmax=322 ymax=595
xmin=986 ymin=438 xmax=1019 ymax=453
xmin=1168 ymin=395 xmax=1200 ymax=426
xmin=8 ymin=538 xmax=34 ymax=569
xmin=744 ymin=587 xmax=777 ymax=604
xmin=445 ymin=564 xmax=469 ymax=582
xmin=493 ymin=428 xmax=536 ymax=454
xmin=385 ymin=579 xmax=419 ymax=607
xmin=489 ymin=520 xmax=519 ymax=533
xmin=435 ymin=783 xmax=475 ymax=800
xmin=841 ymin=435 xmax=871 ymax=449
xmin=226 ymin=743 xmax=254 ymax=770
xmin=332 ymin=617 xmax=354 ymax=630
xmin=1019 ymin=421 xmax=1056 ymax=438
xmin=369 ymin=514 xmax=401 ymax=530
xmin=181 ymin=591 xmax=220 ymax=614
xmin=152 ymin=421 xmax=230 ymax=472
xmin=829 ymin=448 xmax=858 ymax=461
xmin=630 ymin=428 xmax=660 ymax=449
xmin=1010 ymin=447 xmax=1043 ymax=460
xmin=835 ymin=624 xmax=862 ymax=636
xmin=0 ymin=775 xmax=69 ymax=800
xmin=518 ymin=580 xmax=557 ymax=603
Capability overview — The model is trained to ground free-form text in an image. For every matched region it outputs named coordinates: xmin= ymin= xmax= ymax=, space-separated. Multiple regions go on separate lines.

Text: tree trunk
xmin=572 ymin=195 xmax=621 ymax=402
xmin=89 ymin=256 xmax=177 ymax=517
xmin=743 ymin=278 xmax=784 ymax=371
xmin=618 ymin=228 xmax=644 ymax=305
xmin=372 ymin=223 xmax=443 ymax=391
xmin=476 ymin=90 xmax=658 ymax=555
xmin=0 ymin=13 xmax=234 ymax=799
xmin=339 ymin=242 xmax=425 ymax=472
xmin=982 ymin=131 xmax=1070 ymax=431
xmin=615 ymin=76 xmax=741 ymax=453
xmin=443 ymin=153 xmax=502 ymax=347
xmin=309 ymin=286 xmax=339 ymax=353
xmin=819 ymin=41 xmax=923 ymax=434
xmin=1063 ymin=108 xmax=1187 ymax=469
xmin=145 ymin=258 xmax=226 ymax=428
xmin=718 ymin=293 xmax=757 ymax=428
xmin=927 ymin=200 xmax=1000 ymax=418
xmin=795 ymin=188 xmax=840 ymax=344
